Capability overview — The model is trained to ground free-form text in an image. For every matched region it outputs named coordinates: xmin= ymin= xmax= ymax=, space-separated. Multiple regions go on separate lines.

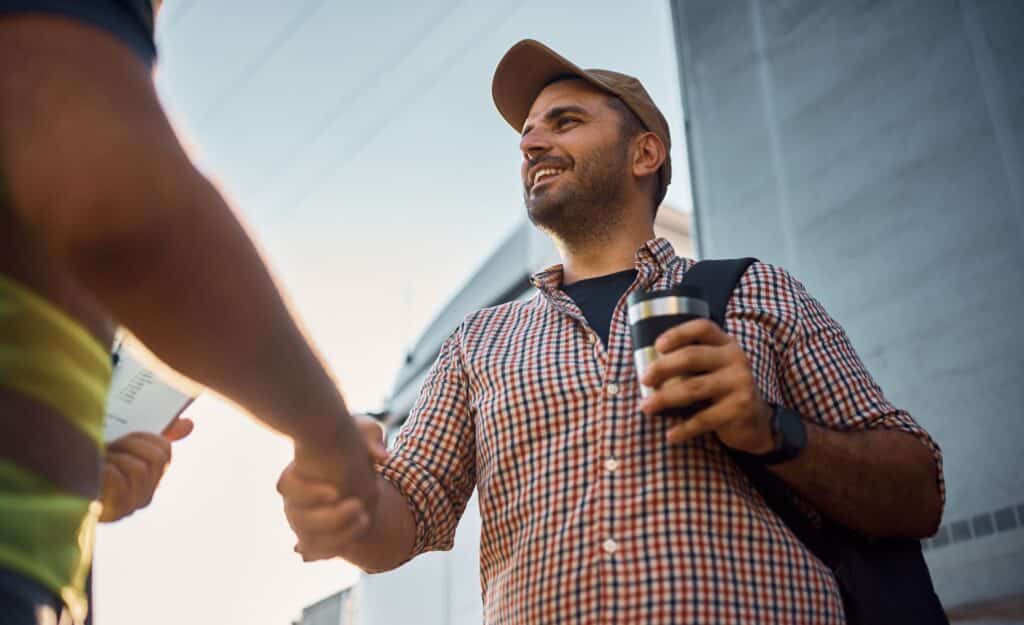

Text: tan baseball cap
xmin=492 ymin=39 xmax=672 ymax=205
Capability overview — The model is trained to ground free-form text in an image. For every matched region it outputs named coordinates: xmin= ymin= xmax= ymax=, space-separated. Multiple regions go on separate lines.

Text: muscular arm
xmin=0 ymin=15 xmax=371 ymax=491
xmin=770 ymin=422 xmax=942 ymax=538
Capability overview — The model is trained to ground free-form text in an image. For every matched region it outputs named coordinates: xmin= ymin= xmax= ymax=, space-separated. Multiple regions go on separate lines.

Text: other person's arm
xmin=0 ymin=15 xmax=373 ymax=496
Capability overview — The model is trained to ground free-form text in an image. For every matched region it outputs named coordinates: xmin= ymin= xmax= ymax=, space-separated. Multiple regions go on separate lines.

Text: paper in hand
xmin=104 ymin=342 xmax=195 ymax=443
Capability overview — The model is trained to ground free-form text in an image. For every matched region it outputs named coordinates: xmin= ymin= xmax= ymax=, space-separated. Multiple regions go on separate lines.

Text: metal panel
xmin=671 ymin=0 xmax=1024 ymax=613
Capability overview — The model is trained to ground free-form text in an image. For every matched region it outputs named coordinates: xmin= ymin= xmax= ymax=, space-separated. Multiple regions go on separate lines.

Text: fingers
xmin=294 ymin=501 xmax=371 ymax=562
xmin=101 ymin=452 xmax=162 ymax=522
xmin=278 ymin=460 xmax=372 ymax=562
xmin=654 ymin=318 xmax=729 ymax=354
xmin=163 ymin=417 xmax=194 ymax=442
xmin=100 ymin=433 xmax=176 ymax=522
xmin=107 ymin=432 xmax=172 ymax=473
xmin=286 ymin=497 xmax=366 ymax=536
xmin=664 ymin=402 xmax=728 ymax=444
xmin=99 ymin=460 xmax=131 ymax=522
xmin=640 ymin=344 xmax=727 ymax=389
xmin=640 ymin=366 xmax=732 ymax=416
xmin=276 ymin=462 xmax=341 ymax=507
xmin=663 ymin=381 xmax=768 ymax=446
xmin=356 ymin=415 xmax=389 ymax=464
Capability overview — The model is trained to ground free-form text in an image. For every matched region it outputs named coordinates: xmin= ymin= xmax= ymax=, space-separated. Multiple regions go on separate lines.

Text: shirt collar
xmin=529 ymin=237 xmax=678 ymax=295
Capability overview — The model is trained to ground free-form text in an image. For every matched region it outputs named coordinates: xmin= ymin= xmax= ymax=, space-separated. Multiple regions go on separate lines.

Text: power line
xmin=265 ymin=1 xmax=523 ymax=210
xmin=248 ymin=0 xmax=468 ymax=195
xmin=198 ymin=0 xmax=330 ymax=125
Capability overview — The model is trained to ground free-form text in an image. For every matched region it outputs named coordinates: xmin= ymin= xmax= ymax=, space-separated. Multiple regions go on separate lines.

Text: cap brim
xmin=492 ymin=39 xmax=609 ymax=133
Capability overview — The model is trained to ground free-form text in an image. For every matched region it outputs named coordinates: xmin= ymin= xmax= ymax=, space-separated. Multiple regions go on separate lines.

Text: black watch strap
xmin=739 ymin=405 xmax=807 ymax=465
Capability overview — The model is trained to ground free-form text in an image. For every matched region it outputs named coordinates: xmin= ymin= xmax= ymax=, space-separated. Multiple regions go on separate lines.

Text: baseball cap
xmin=492 ymin=39 xmax=672 ymax=205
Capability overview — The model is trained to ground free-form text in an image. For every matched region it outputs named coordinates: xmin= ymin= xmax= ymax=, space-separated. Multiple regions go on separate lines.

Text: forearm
xmin=77 ymin=174 xmax=350 ymax=445
xmin=0 ymin=16 xmax=356 ymax=450
xmin=339 ymin=476 xmax=418 ymax=573
xmin=769 ymin=423 xmax=942 ymax=538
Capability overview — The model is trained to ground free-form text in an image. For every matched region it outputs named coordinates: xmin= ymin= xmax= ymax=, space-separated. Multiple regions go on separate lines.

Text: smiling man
xmin=278 ymin=40 xmax=944 ymax=624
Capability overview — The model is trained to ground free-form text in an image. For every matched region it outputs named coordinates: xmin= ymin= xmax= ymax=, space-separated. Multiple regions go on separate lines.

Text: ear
xmin=631 ymin=132 xmax=666 ymax=179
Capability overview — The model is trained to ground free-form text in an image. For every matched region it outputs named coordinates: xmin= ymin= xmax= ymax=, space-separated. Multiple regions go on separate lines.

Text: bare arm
xmin=770 ymin=423 xmax=941 ymax=537
xmin=0 ymin=15 xmax=372 ymax=492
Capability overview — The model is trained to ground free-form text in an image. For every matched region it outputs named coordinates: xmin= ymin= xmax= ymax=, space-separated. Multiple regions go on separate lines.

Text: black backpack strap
xmin=676 ymin=258 xmax=757 ymax=327
xmin=679 ymin=258 xmax=836 ymax=566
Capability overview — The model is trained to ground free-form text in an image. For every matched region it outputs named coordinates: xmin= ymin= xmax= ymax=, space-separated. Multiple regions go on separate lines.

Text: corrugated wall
xmin=671 ymin=0 xmax=1023 ymax=613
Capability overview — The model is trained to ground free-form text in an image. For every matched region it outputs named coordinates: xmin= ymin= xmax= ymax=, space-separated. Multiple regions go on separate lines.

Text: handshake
xmin=102 ymin=411 xmax=388 ymax=563
xmin=278 ymin=414 xmax=390 ymax=562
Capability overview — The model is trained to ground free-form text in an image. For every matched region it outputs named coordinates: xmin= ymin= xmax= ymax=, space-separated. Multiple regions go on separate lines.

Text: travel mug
xmin=627 ymin=284 xmax=710 ymax=418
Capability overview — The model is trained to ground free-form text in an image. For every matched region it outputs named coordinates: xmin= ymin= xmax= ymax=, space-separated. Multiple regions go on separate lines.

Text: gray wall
xmin=671 ymin=0 xmax=1023 ymax=614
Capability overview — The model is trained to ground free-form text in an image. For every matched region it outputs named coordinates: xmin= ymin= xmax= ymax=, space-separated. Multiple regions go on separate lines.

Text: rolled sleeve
xmin=376 ymin=327 xmax=476 ymax=558
xmin=774 ymin=268 xmax=945 ymax=506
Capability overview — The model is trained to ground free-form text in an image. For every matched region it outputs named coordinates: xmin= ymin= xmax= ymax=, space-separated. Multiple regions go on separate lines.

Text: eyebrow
xmin=521 ymin=105 xmax=589 ymax=137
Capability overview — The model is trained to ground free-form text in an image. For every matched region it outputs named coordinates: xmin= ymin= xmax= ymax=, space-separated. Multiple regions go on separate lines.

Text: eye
xmin=557 ymin=116 xmax=580 ymax=130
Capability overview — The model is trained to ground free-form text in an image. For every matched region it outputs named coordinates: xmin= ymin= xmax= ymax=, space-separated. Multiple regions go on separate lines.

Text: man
xmin=278 ymin=40 xmax=944 ymax=624
xmin=0 ymin=2 xmax=376 ymax=623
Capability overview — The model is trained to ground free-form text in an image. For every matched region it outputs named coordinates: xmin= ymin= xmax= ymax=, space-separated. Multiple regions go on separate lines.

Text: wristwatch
xmin=747 ymin=404 xmax=807 ymax=465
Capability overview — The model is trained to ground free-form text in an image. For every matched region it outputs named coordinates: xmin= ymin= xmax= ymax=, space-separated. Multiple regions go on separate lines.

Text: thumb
xmin=358 ymin=418 xmax=389 ymax=464
xmin=163 ymin=417 xmax=195 ymax=442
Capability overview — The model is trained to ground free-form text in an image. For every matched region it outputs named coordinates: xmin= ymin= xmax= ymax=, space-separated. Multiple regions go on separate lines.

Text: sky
xmin=94 ymin=2 xmax=691 ymax=624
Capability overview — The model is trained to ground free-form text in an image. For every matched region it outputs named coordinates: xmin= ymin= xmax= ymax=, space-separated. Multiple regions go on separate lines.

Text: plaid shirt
xmin=378 ymin=238 xmax=943 ymax=625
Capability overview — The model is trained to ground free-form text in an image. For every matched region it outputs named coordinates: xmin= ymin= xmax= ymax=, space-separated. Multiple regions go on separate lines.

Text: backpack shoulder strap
xmin=677 ymin=258 xmax=757 ymax=327
xmin=679 ymin=257 xmax=836 ymax=564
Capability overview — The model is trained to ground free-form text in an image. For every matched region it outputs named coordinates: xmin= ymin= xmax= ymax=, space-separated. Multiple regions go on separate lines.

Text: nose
xmin=519 ymin=127 xmax=552 ymax=163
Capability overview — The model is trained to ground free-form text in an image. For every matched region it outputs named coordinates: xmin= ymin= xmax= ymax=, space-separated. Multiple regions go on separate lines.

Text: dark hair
xmin=604 ymin=94 xmax=661 ymax=216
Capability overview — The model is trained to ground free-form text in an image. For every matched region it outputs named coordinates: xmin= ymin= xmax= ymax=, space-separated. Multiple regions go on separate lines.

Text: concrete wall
xmin=671 ymin=0 xmax=1024 ymax=614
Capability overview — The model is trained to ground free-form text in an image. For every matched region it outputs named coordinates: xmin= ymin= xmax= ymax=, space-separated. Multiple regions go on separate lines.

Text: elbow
xmin=905 ymin=491 xmax=943 ymax=539
xmin=905 ymin=461 xmax=944 ymax=539
xmin=917 ymin=484 xmax=944 ymax=539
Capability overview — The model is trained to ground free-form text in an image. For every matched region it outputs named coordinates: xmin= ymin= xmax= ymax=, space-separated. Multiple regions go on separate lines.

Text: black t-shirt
xmin=561 ymin=269 xmax=638 ymax=347
xmin=0 ymin=0 xmax=157 ymax=66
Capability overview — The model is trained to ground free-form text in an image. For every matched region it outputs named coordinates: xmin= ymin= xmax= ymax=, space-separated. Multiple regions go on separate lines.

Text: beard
xmin=523 ymin=141 xmax=630 ymax=250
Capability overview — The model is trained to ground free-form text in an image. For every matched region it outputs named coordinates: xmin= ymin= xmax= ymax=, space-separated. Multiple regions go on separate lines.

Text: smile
xmin=531 ymin=167 xmax=565 ymax=189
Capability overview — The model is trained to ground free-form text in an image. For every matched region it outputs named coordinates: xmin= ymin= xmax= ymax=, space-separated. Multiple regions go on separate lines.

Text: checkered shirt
xmin=377 ymin=238 xmax=944 ymax=625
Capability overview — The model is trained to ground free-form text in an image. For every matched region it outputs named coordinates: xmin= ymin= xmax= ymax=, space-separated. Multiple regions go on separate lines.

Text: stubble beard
xmin=524 ymin=143 xmax=630 ymax=254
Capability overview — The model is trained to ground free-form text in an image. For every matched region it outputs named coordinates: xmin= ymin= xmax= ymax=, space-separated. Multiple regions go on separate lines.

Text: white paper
xmin=104 ymin=344 xmax=195 ymax=443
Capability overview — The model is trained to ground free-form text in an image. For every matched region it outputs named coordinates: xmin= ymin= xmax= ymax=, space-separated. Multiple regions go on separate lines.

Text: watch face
xmin=779 ymin=407 xmax=807 ymax=451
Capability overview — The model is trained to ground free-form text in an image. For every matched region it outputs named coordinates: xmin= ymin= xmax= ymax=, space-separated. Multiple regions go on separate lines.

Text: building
xmin=292 ymin=588 xmax=355 ymax=625
xmin=670 ymin=1 xmax=1023 ymax=620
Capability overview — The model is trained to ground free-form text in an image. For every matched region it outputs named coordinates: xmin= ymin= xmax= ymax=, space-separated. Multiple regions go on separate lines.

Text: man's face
xmin=519 ymin=79 xmax=632 ymax=237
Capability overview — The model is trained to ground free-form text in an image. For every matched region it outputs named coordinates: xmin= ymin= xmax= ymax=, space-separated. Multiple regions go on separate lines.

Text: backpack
xmin=680 ymin=258 xmax=949 ymax=625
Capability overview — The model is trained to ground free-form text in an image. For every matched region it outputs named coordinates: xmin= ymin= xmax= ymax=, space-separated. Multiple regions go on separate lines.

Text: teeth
xmin=533 ymin=168 xmax=563 ymax=185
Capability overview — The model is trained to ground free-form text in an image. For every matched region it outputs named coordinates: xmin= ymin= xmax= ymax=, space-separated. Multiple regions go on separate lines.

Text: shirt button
xmin=606 ymin=383 xmax=619 ymax=396
xmin=587 ymin=333 xmax=597 ymax=344
xmin=602 ymin=538 xmax=618 ymax=554
xmin=604 ymin=458 xmax=620 ymax=473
